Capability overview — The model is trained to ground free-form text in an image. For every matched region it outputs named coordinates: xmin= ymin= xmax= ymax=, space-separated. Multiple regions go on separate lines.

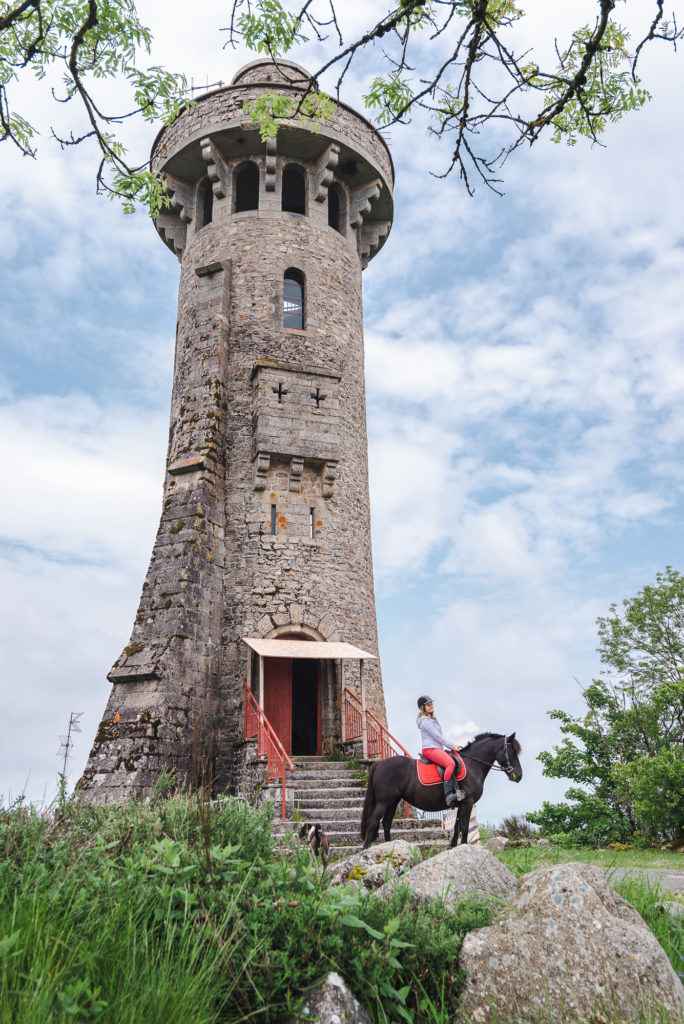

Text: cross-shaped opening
xmin=273 ymin=382 xmax=288 ymax=403
xmin=311 ymin=387 xmax=326 ymax=409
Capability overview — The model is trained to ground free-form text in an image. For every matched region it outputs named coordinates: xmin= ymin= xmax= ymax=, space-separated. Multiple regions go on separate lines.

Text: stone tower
xmin=79 ymin=59 xmax=394 ymax=803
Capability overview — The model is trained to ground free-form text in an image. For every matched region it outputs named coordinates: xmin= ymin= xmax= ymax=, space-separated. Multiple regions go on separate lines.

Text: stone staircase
xmin=270 ymin=756 xmax=449 ymax=854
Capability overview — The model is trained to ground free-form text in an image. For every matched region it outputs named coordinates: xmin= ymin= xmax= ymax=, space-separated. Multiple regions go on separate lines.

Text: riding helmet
xmin=417 ymin=696 xmax=434 ymax=709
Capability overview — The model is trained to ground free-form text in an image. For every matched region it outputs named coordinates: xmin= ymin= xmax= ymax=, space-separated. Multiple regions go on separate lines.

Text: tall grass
xmin=0 ymin=794 xmax=491 ymax=1023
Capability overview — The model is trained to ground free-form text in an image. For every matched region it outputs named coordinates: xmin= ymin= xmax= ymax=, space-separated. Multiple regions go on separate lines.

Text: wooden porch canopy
xmin=242 ymin=638 xmax=377 ymax=660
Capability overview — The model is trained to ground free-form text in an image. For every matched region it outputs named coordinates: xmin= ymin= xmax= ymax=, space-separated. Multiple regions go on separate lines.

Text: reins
xmin=461 ymin=741 xmax=518 ymax=779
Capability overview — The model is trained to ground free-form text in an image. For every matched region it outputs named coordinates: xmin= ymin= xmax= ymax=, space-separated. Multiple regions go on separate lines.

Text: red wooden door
xmin=263 ymin=657 xmax=293 ymax=754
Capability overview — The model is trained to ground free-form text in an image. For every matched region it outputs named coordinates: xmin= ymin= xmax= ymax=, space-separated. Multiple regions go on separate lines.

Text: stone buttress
xmin=78 ymin=60 xmax=394 ymax=802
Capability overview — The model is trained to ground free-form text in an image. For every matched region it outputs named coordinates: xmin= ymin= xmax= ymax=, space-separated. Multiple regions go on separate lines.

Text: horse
xmin=360 ymin=732 xmax=522 ymax=849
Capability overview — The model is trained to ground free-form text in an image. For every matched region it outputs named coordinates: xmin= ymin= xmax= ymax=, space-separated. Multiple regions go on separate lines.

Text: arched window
xmin=282 ymin=164 xmax=306 ymax=215
xmin=283 ymin=269 xmax=305 ymax=329
xmin=198 ymin=178 xmax=213 ymax=227
xmin=235 ymin=161 xmax=259 ymax=212
xmin=328 ymin=184 xmax=340 ymax=232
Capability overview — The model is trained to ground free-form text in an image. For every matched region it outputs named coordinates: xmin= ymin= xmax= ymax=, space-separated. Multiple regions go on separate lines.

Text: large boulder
xmin=377 ymin=844 xmax=517 ymax=907
xmin=458 ymin=862 xmax=684 ymax=1023
xmin=484 ymin=836 xmax=509 ymax=852
xmin=328 ymin=839 xmax=419 ymax=891
xmin=288 ymin=972 xmax=372 ymax=1024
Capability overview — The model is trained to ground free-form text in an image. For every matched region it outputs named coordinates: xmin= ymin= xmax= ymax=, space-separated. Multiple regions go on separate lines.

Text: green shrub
xmin=0 ymin=793 xmax=491 ymax=1023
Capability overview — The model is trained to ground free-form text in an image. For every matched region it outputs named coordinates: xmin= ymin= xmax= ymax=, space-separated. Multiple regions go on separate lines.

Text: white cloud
xmin=2 ymin=2 xmax=684 ymax=822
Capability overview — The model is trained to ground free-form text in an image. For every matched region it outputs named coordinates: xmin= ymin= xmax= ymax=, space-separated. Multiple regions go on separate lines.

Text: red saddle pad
xmin=417 ymin=755 xmax=466 ymax=786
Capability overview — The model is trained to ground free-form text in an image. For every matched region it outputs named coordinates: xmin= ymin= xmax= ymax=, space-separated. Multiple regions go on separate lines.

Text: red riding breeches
xmin=422 ymin=748 xmax=455 ymax=780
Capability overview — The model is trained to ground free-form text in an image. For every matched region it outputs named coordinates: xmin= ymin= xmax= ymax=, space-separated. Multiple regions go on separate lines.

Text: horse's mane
xmin=460 ymin=732 xmax=522 ymax=754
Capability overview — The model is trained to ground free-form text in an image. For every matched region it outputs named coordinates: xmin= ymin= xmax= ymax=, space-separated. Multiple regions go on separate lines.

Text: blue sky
xmin=2 ymin=1 xmax=683 ymax=824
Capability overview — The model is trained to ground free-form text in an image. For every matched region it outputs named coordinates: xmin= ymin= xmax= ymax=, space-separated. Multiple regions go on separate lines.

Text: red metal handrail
xmin=243 ymin=681 xmax=295 ymax=821
xmin=366 ymin=708 xmax=412 ymax=760
xmin=343 ymin=686 xmax=363 ymax=742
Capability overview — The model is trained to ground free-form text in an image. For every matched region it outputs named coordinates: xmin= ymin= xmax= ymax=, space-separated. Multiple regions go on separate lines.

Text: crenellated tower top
xmin=151 ymin=59 xmax=394 ymax=269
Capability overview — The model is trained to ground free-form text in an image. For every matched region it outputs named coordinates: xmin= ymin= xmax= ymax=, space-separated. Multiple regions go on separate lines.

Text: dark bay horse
xmin=360 ymin=732 xmax=522 ymax=849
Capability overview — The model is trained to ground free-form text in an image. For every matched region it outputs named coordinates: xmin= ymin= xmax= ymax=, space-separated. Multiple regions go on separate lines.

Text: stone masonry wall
xmin=79 ymin=60 xmax=392 ymax=803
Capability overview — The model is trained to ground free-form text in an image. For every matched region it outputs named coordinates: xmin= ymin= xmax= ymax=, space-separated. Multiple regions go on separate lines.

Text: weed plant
xmin=0 ymin=793 xmax=491 ymax=1024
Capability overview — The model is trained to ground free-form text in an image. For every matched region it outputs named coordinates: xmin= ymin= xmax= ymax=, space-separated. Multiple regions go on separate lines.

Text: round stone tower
xmin=79 ymin=59 xmax=394 ymax=802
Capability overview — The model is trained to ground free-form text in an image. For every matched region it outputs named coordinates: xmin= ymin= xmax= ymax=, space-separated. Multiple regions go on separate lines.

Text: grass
xmin=0 ymin=796 xmax=681 ymax=1024
xmin=0 ymin=793 xmax=492 ymax=1024
xmin=497 ymin=843 xmax=684 ymax=874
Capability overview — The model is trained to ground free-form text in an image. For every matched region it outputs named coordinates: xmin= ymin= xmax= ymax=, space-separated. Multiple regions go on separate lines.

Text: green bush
xmin=0 ymin=794 xmax=492 ymax=1023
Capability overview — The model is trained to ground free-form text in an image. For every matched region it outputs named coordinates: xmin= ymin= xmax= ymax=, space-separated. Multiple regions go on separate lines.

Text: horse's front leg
xmin=449 ymin=805 xmax=461 ymax=849
xmin=460 ymin=800 xmax=473 ymax=846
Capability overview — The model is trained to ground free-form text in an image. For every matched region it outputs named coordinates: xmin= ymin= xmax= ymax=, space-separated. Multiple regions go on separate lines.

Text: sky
xmin=1 ymin=1 xmax=683 ymax=825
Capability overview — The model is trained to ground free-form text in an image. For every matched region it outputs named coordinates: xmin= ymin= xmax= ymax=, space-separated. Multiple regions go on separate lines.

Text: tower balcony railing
xmin=243 ymin=681 xmax=295 ymax=821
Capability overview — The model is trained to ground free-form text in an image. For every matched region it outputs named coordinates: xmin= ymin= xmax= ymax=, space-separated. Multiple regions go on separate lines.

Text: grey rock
xmin=378 ymin=844 xmax=517 ymax=907
xmin=458 ymin=861 xmax=684 ymax=1023
xmin=658 ymin=899 xmax=684 ymax=921
xmin=289 ymin=972 xmax=372 ymax=1024
xmin=328 ymin=839 xmax=419 ymax=890
xmin=484 ymin=836 xmax=509 ymax=852
xmin=536 ymin=837 xmax=550 ymax=846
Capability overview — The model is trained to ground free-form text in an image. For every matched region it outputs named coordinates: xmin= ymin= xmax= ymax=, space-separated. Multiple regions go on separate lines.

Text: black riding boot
xmin=443 ymin=779 xmax=459 ymax=807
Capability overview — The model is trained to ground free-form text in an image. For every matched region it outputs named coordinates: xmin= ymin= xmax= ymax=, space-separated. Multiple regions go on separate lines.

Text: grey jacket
xmin=417 ymin=714 xmax=454 ymax=752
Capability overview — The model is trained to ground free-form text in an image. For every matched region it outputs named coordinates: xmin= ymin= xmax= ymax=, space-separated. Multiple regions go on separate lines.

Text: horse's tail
xmin=360 ymin=762 xmax=378 ymax=840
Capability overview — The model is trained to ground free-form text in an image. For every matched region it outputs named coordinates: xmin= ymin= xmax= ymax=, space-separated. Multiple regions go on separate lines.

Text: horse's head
xmin=499 ymin=733 xmax=523 ymax=783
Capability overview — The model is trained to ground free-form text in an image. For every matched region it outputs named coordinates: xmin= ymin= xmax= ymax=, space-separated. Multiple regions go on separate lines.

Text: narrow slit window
xmin=235 ymin=162 xmax=259 ymax=212
xmin=199 ymin=178 xmax=213 ymax=227
xmin=328 ymin=185 xmax=340 ymax=232
xmin=270 ymin=504 xmax=277 ymax=535
xmin=282 ymin=164 xmax=306 ymax=214
xmin=309 ymin=508 xmax=315 ymax=538
xmin=283 ymin=269 xmax=305 ymax=329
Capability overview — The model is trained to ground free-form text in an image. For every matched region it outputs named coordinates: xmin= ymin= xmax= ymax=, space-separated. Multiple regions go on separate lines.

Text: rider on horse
xmin=416 ymin=696 xmax=465 ymax=807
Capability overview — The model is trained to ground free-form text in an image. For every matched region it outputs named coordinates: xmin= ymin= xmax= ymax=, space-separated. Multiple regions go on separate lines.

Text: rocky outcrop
xmin=458 ymin=862 xmax=684 ymax=1023
xmin=288 ymin=972 xmax=372 ymax=1024
xmin=328 ymin=839 xmax=420 ymax=891
xmin=377 ymin=845 xmax=517 ymax=907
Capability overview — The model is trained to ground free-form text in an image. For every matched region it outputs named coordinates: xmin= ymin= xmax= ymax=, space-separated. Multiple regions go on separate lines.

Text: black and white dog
xmin=299 ymin=822 xmax=330 ymax=867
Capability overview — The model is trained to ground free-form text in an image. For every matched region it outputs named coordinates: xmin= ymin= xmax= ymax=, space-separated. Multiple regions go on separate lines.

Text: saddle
xmin=417 ymin=753 xmax=466 ymax=787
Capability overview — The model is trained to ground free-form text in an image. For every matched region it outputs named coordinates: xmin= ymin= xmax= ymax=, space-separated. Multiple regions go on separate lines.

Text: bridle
xmin=461 ymin=739 xmax=518 ymax=780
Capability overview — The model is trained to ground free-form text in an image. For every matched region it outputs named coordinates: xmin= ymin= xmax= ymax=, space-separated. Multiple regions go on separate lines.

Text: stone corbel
xmin=265 ymin=137 xmax=277 ymax=192
xmin=155 ymin=212 xmax=187 ymax=260
xmin=289 ymin=456 xmax=304 ymax=492
xmin=322 ymin=460 xmax=337 ymax=499
xmin=200 ymin=137 xmax=228 ymax=199
xmin=349 ymin=179 xmax=381 ymax=228
xmin=253 ymin=452 xmax=271 ymax=490
xmin=163 ymin=173 xmax=195 ymax=224
xmin=312 ymin=143 xmax=340 ymax=203
xmin=359 ymin=220 xmax=391 ymax=268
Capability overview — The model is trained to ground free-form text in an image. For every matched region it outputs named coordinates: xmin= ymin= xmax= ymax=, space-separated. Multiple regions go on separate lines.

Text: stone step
xmin=296 ymin=793 xmax=367 ymax=805
xmin=273 ymin=821 xmax=447 ymax=842
xmin=274 ymin=830 xmax=448 ymax=849
xmin=289 ymin=777 xmax=366 ymax=789
xmin=291 ymin=759 xmax=360 ymax=770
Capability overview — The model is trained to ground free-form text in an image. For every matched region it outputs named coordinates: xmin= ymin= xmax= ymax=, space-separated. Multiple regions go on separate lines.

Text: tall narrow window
xmin=282 ymin=164 xmax=306 ymax=214
xmin=235 ymin=161 xmax=259 ymax=212
xmin=328 ymin=185 xmax=340 ymax=232
xmin=309 ymin=508 xmax=315 ymax=539
xmin=199 ymin=178 xmax=213 ymax=227
xmin=270 ymin=504 xmax=277 ymax=535
xmin=283 ymin=269 xmax=305 ymax=329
